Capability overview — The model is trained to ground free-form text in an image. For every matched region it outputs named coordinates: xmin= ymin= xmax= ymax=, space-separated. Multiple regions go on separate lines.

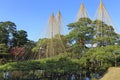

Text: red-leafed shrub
xmin=10 ymin=47 xmax=25 ymax=56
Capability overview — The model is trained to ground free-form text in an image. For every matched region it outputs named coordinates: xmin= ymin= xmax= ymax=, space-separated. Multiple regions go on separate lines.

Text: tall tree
xmin=67 ymin=18 xmax=93 ymax=53
xmin=12 ymin=30 xmax=28 ymax=46
xmin=0 ymin=21 xmax=16 ymax=45
xmin=92 ymin=20 xmax=120 ymax=47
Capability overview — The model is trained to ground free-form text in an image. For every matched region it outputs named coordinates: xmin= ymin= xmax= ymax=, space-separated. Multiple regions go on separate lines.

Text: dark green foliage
xmin=0 ymin=21 xmax=16 ymax=45
xmin=0 ymin=17 xmax=120 ymax=79
xmin=0 ymin=43 xmax=8 ymax=53
xmin=80 ymin=45 xmax=120 ymax=75
xmin=12 ymin=30 xmax=28 ymax=46
xmin=0 ymin=53 xmax=81 ymax=73
xmin=91 ymin=20 xmax=120 ymax=47
xmin=67 ymin=18 xmax=93 ymax=54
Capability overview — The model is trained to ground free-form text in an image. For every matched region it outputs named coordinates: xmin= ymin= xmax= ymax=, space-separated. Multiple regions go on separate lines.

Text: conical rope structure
xmin=76 ymin=3 xmax=92 ymax=49
xmin=56 ymin=11 xmax=64 ymax=35
xmin=76 ymin=3 xmax=89 ymax=21
xmin=44 ymin=12 xmax=66 ymax=58
xmin=12 ymin=0 xmax=120 ymax=61
xmin=93 ymin=0 xmax=120 ymax=47
xmin=15 ymin=12 xmax=66 ymax=60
